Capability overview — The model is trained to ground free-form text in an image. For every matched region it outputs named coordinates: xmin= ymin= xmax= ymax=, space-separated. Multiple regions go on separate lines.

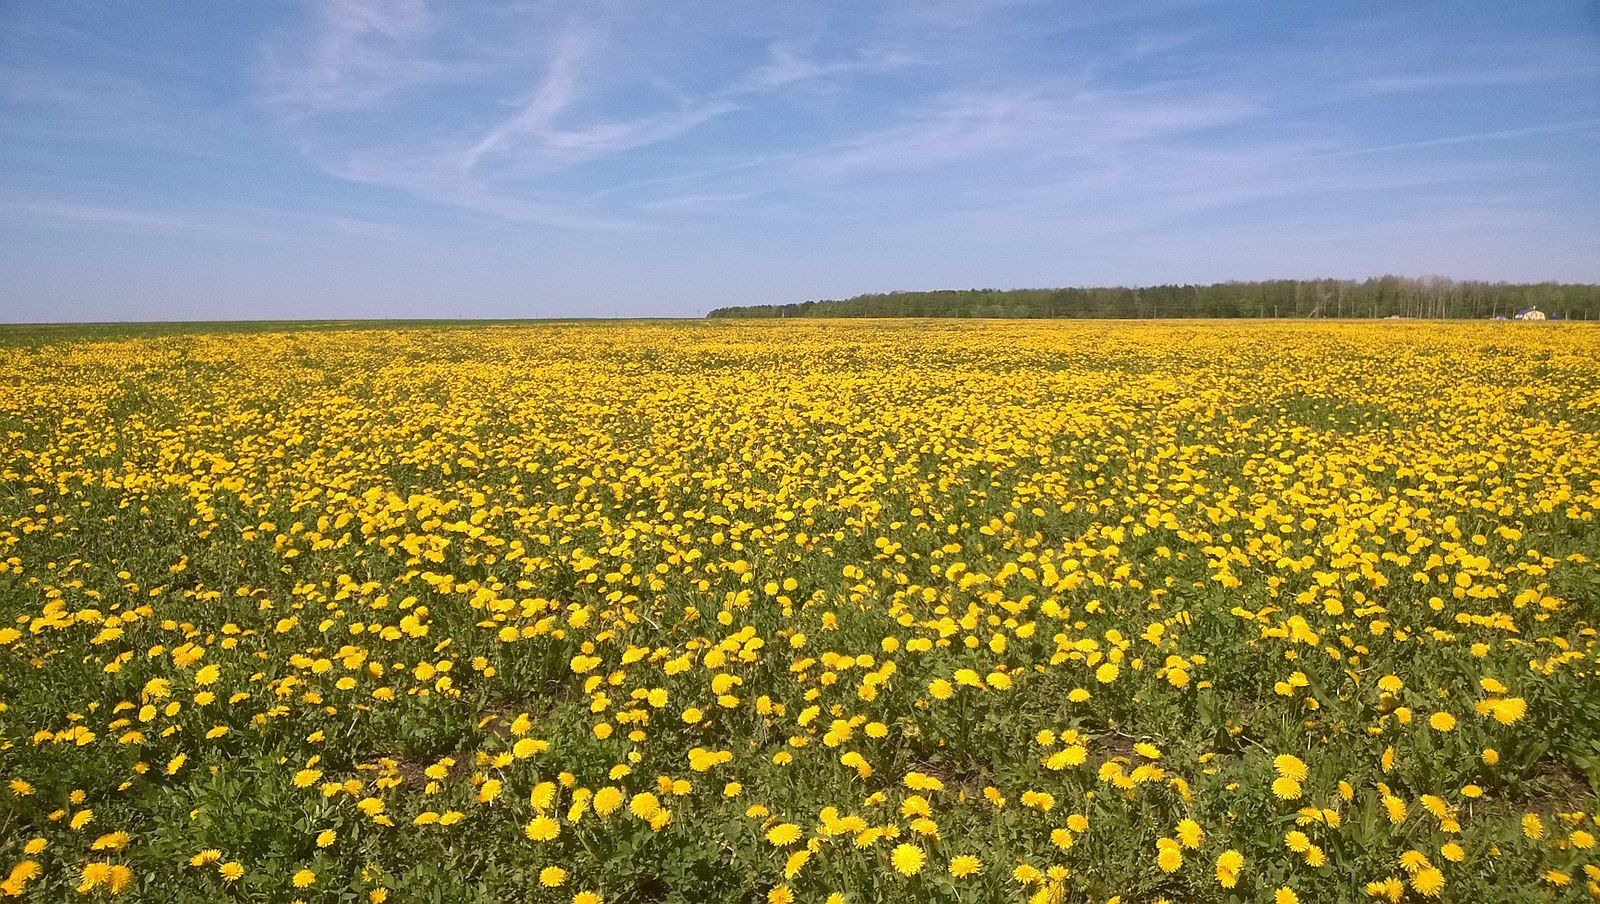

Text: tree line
xmin=706 ymin=277 xmax=1600 ymax=320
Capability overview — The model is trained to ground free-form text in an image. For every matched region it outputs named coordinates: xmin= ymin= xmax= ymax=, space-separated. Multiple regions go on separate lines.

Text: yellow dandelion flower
xmin=1273 ymin=755 xmax=1308 ymax=781
xmin=1411 ymin=867 xmax=1445 ymax=897
xmin=1176 ymin=818 xmax=1204 ymax=849
xmin=948 ymin=855 xmax=982 ymax=878
xmin=524 ymin=816 xmax=560 ymax=842
xmin=629 ymin=792 xmax=661 ymax=820
xmin=891 ymin=843 xmax=925 ymax=876
xmin=766 ymin=823 xmax=803 ymax=846
xmin=1522 ymin=813 xmax=1543 ymax=839
xmin=1216 ymin=850 xmax=1243 ymax=888
xmin=593 ymin=786 xmax=624 ymax=816
xmin=1157 ymin=845 xmax=1183 ymax=873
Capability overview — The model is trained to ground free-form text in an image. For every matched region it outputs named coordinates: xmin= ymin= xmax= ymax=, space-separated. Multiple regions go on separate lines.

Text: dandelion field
xmin=2 ymin=319 xmax=1600 ymax=904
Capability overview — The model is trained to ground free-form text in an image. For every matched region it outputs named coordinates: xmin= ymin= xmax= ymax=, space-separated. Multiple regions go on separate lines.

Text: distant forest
xmin=707 ymin=277 xmax=1600 ymax=320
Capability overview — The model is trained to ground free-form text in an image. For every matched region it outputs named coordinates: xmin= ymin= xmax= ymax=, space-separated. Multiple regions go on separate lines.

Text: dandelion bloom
xmin=891 ymin=843 xmax=925 ymax=876
xmin=1157 ymin=845 xmax=1183 ymax=873
xmin=1490 ymin=697 xmax=1527 ymax=724
xmin=1365 ymin=877 xmax=1405 ymax=901
xmin=948 ymin=855 xmax=982 ymax=878
xmin=1411 ymin=867 xmax=1445 ymax=897
xmin=1522 ymin=813 xmax=1544 ymax=839
xmin=1216 ymin=850 xmax=1244 ymax=888
xmin=593 ymin=786 xmax=624 ymax=817
xmin=629 ymin=792 xmax=661 ymax=820
xmin=78 ymin=863 xmax=112 ymax=893
xmin=525 ymin=816 xmax=560 ymax=842
xmin=92 ymin=831 xmax=130 ymax=852
xmin=1273 ymin=755 xmax=1308 ymax=781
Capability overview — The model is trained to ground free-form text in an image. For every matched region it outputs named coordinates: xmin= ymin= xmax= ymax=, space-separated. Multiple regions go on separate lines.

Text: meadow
xmin=1 ymin=319 xmax=1598 ymax=904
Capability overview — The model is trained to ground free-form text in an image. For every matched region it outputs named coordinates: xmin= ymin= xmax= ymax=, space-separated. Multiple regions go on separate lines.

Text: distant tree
xmin=704 ymin=278 xmax=1600 ymax=321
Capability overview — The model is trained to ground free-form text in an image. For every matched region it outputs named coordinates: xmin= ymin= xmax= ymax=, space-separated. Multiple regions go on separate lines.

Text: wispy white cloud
xmin=458 ymin=26 xmax=591 ymax=171
xmin=1361 ymin=66 xmax=1600 ymax=94
xmin=0 ymin=65 xmax=152 ymax=110
xmin=0 ymin=195 xmax=422 ymax=243
xmin=737 ymin=43 xmax=917 ymax=91
xmin=5 ymin=199 xmax=186 ymax=230
xmin=322 ymin=145 xmax=639 ymax=230
xmin=1296 ymin=118 xmax=1600 ymax=161
xmin=786 ymin=85 xmax=1256 ymax=180
xmin=452 ymin=34 xmax=915 ymax=175
xmin=1121 ymin=28 xmax=1210 ymax=61
xmin=452 ymin=23 xmax=741 ymax=177
xmin=258 ymin=4 xmax=925 ymax=226
xmin=258 ymin=0 xmax=437 ymax=110
xmin=639 ymin=191 xmax=757 ymax=212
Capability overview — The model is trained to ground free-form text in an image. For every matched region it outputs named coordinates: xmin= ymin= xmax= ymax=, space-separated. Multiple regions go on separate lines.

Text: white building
xmin=1515 ymin=307 xmax=1547 ymax=321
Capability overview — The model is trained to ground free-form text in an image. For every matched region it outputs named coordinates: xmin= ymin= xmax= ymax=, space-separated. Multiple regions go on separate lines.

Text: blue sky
xmin=2 ymin=1 xmax=1598 ymax=321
